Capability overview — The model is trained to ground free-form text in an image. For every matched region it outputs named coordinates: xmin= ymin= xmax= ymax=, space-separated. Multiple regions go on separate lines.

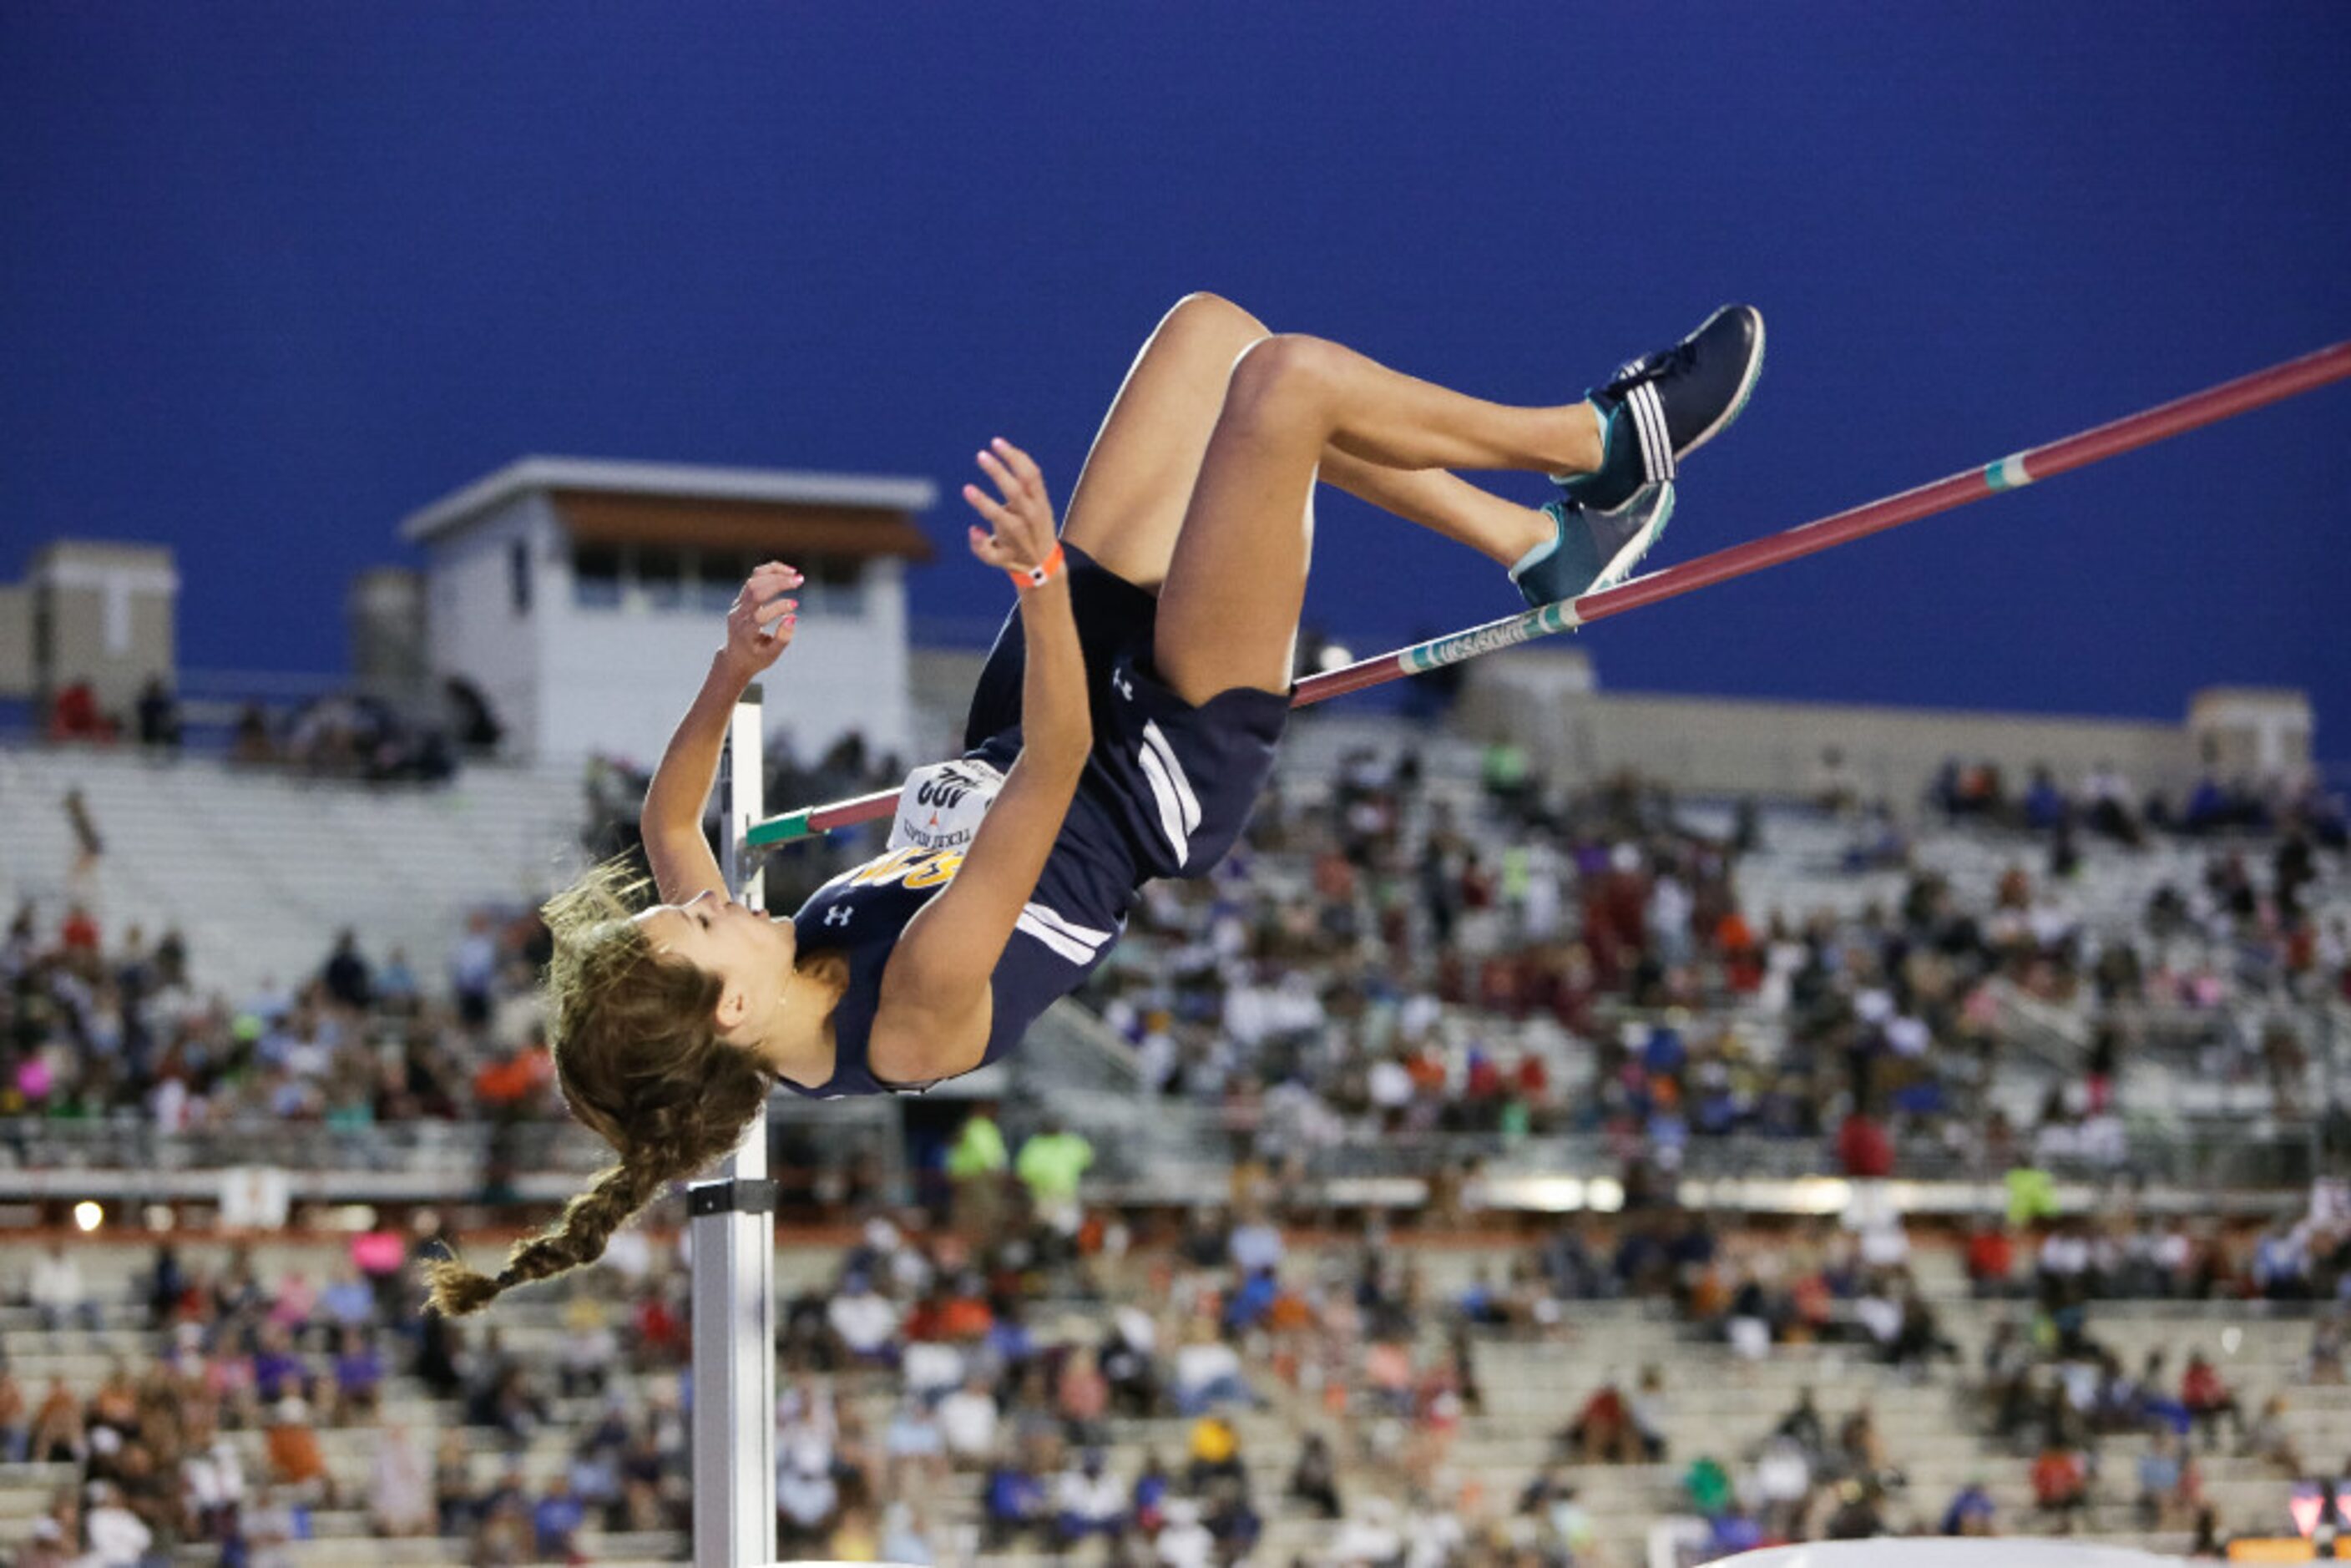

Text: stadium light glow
xmin=143 ymin=1205 xmax=174 ymax=1232
xmin=73 ymin=1201 xmax=104 ymax=1232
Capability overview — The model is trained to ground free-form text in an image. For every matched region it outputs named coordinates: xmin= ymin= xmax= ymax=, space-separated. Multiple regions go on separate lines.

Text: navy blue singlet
xmin=778 ymin=544 xmax=1287 ymax=1099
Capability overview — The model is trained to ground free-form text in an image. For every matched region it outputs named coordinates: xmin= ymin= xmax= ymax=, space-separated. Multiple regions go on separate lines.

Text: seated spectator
xmin=1130 ymin=1449 xmax=1172 ymax=1535
xmin=1187 ymin=1413 xmax=1245 ymax=1491
xmin=1155 ymin=1496 xmax=1218 ymax=1568
xmin=2181 ymin=1351 xmax=2245 ymax=1450
xmin=28 ymin=1242 xmax=102 ymax=1333
xmin=2030 ymin=1444 xmax=2090 ymax=1526
xmin=1943 ymin=1478 xmax=1997 ymax=1536
xmin=828 ymin=1272 xmax=901 ymax=1365
xmin=882 ymin=1393 xmax=948 ymax=1492
xmin=776 ymin=1445 xmax=839 ymax=1555
xmin=47 ymin=678 xmax=112 ymax=741
xmin=432 ymin=1429 xmax=475 ymax=1536
xmin=531 ymin=1475 xmax=587 ymax=1564
xmin=1172 ymin=1318 xmax=1251 ymax=1414
xmin=1825 ymin=1478 xmax=1889 ymax=1539
xmin=1775 ymin=1386 xmax=1828 ymax=1458
xmin=1964 ymin=1222 xmax=2015 ymax=1297
xmin=1838 ymin=1404 xmax=1889 ymax=1483
xmin=316 ymin=1264 xmax=377 ymax=1336
xmin=1054 ymin=1449 xmax=1125 ymax=1546
xmin=1560 ymin=1383 xmax=1646 ymax=1465
xmin=557 ymin=1297 xmax=618 ymax=1398
xmin=1288 ymin=1430 xmax=1342 ymax=1519
xmin=981 ymin=1450 xmax=1049 ymax=1551
xmin=1889 ymin=1288 xmax=1960 ymax=1377
xmin=250 ymin=1323 xmax=313 ymax=1406
xmin=1685 ymin=1454 xmax=1735 ymax=1517
xmin=264 ymin=1397 xmax=337 ymax=1506
xmin=2310 ymin=1313 xmax=2347 ymax=1385
xmin=329 ymin=1326 xmax=384 ymax=1424
xmin=1752 ymin=1435 xmax=1813 ymax=1537
xmin=937 ymin=1372 xmax=999 ymax=1467
xmin=2136 ymin=1430 xmax=2202 ymax=1530
xmin=1628 ymin=1364 xmax=1672 ymax=1461
xmin=1054 ymin=1343 xmax=1110 ymax=1445
xmin=83 ymin=1479 xmax=153 ymax=1566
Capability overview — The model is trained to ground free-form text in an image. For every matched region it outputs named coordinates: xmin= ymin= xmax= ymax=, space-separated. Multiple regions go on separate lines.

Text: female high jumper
xmin=425 ymin=293 xmax=1762 ymax=1314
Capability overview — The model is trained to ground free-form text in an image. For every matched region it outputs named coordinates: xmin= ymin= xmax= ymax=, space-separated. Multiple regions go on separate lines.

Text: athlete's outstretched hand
xmin=963 ymin=438 xmax=1059 ymax=577
xmin=721 ymin=560 xmax=801 ymax=676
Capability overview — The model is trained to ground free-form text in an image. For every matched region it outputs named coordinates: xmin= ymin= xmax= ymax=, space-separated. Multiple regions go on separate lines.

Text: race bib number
xmin=888 ymin=757 xmax=1005 ymax=852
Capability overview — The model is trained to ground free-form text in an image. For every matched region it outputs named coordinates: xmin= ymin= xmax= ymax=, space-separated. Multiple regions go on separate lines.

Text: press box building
xmin=398 ymin=458 xmax=936 ymax=768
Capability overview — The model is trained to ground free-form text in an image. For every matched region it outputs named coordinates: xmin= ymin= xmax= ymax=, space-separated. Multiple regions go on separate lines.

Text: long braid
xmin=423 ymin=1152 xmax=678 ymax=1317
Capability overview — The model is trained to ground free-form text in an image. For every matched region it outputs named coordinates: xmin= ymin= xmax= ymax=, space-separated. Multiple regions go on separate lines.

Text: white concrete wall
xmin=525 ymin=538 xmax=914 ymax=771
xmin=421 ymin=495 xmax=549 ymax=756
xmin=1457 ymin=647 xmax=2216 ymax=805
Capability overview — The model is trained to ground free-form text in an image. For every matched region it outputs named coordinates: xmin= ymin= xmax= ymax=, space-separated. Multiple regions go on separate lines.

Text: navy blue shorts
xmin=963 ymin=543 xmax=1288 ymax=882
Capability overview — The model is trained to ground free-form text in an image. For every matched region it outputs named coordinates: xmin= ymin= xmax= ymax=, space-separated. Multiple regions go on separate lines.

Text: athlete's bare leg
xmin=1155 ymin=335 xmax=1603 ymax=704
xmin=1059 ymin=294 xmax=1568 ymax=589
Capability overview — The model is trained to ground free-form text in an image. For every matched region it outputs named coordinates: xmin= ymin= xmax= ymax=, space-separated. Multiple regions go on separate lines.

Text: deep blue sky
xmin=4 ymin=4 xmax=2346 ymax=757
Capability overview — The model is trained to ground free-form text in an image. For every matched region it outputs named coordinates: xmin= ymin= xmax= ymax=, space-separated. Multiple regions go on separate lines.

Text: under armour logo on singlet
xmin=824 ymin=905 xmax=853 ymax=928
xmin=1114 ymin=671 xmax=1134 ymax=701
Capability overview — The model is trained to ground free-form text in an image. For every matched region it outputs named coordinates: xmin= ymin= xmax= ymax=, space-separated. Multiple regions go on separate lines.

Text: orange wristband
xmin=1008 ymin=542 xmax=1066 ymax=591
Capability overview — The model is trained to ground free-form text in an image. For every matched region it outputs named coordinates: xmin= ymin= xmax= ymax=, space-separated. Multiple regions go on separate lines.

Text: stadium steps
xmin=0 ymin=746 xmax=584 ymax=997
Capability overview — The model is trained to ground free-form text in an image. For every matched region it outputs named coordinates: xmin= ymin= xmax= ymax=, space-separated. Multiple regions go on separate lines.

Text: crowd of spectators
xmin=1930 ymin=756 xmax=2348 ymax=852
xmin=1485 ymin=1196 xmax=2351 ymax=1563
xmin=14 ymin=1183 xmax=2349 ymax=1565
xmin=0 ymin=896 xmax=572 ymax=1155
xmin=8 ymin=713 xmax=2345 ymax=1206
xmin=37 ymin=674 xmax=503 ymax=783
xmin=1079 ymin=740 xmax=2348 ymax=1203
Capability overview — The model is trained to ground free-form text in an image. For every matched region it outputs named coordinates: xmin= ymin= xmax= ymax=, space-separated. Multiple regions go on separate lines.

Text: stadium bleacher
xmin=2 ymin=690 xmax=2345 ymax=1566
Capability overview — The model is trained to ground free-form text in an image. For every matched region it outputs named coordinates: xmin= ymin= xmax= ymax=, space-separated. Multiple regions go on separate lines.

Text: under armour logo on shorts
xmin=824 ymin=905 xmax=853 ymax=928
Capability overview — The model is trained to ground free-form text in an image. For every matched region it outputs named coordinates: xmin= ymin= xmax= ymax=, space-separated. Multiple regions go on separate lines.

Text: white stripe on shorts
xmin=1136 ymin=744 xmax=1191 ymax=867
xmin=1140 ymin=719 xmax=1201 ymax=830
xmin=1019 ymin=900 xmax=1112 ymax=953
xmin=1016 ymin=908 xmax=1105 ymax=965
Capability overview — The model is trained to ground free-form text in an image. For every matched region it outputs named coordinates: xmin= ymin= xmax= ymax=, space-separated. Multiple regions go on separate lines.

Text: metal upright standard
xmin=743 ymin=336 xmax=2351 ymax=847
xmin=689 ymin=685 xmax=779 ymax=1568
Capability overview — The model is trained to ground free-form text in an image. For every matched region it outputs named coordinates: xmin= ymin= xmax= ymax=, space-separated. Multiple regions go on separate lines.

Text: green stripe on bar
xmin=744 ymin=811 xmax=815 ymax=847
xmin=1983 ymin=453 xmax=2033 ymax=491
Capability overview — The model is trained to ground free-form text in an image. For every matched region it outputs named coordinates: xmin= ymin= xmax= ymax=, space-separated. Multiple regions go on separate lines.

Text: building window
xmin=803 ymin=555 xmax=864 ymax=616
xmin=573 ymin=544 xmax=622 ymax=609
xmin=638 ymin=545 xmax=685 ymax=610
xmin=508 ymin=539 xmax=532 ymax=615
xmin=696 ymin=550 xmax=746 ymax=612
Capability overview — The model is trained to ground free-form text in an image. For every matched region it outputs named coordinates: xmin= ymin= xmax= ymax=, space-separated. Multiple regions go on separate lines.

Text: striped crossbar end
xmin=743 ymin=809 xmax=817 ymax=847
xmin=1983 ymin=453 xmax=2034 ymax=491
xmin=746 ymin=782 xmax=903 ymax=844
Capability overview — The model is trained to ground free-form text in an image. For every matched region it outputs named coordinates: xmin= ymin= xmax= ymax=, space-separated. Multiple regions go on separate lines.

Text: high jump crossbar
xmin=746 ymin=336 xmax=2351 ymax=848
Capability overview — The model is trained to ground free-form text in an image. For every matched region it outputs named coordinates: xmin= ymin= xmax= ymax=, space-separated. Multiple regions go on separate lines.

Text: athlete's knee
xmin=1163 ymin=291 xmax=1269 ymax=343
xmin=1222 ymin=333 xmax=1342 ymax=427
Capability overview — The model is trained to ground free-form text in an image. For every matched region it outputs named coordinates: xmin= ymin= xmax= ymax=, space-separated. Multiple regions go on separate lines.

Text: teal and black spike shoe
xmin=1560 ymin=304 xmax=1765 ymax=514
xmin=1508 ymin=481 xmax=1675 ymax=609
